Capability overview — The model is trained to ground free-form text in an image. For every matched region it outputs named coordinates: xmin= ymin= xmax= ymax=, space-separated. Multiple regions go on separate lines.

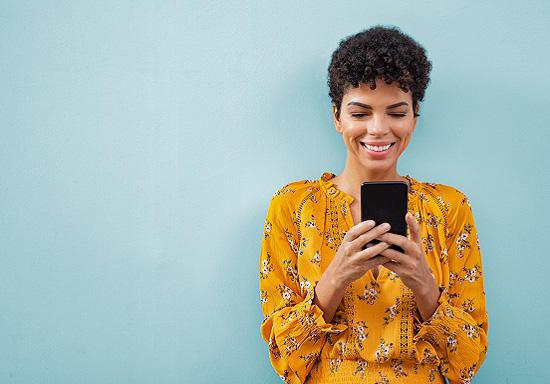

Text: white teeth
xmin=363 ymin=143 xmax=392 ymax=152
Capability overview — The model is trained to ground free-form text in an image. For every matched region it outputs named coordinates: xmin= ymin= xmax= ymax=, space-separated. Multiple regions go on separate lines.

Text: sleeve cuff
xmin=412 ymin=285 xmax=450 ymax=333
xmin=299 ymin=281 xmax=348 ymax=335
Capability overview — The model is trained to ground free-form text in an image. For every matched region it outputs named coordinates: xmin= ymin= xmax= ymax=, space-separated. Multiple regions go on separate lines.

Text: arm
xmin=312 ymin=270 xmax=347 ymax=324
xmin=314 ymin=219 xmax=395 ymax=324
xmin=378 ymin=212 xmax=442 ymax=322
xmin=411 ymin=190 xmax=489 ymax=383
xmin=259 ymin=194 xmax=346 ymax=384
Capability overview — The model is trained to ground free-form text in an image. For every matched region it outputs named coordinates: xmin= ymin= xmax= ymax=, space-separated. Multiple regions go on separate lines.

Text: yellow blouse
xmin=259 ymin=172 xmax=488 ymax=384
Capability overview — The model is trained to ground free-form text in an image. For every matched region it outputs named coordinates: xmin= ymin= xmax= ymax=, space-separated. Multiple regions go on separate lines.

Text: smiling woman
xmin=259 ymin=25 xmax=488 ymax=384
xmin=333 ymin=82 xmax=417 ymax=177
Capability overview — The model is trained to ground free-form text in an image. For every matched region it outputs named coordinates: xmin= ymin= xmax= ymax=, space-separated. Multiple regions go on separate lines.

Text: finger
xmin=352 ymin=222 xmax=391 ymax=250
xmin=379 ymin=247 xmax=410 ymax=265
xmin=380 ymin=259 xmax=405 ymax=275
xmin=358 ymin=240 xmax=392 ymax=261
xmin=366 ymin=254 xmax=392 ymax=266
xmin=406 ymin=212 xmax=421 ymax=245
xmin=346 ymin=220 xmax=376 ymax=241
xmin=375 ymin=232 xmax=416 ymax=256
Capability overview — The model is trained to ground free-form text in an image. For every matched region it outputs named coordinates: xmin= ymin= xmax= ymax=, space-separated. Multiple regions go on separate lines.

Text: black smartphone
xmin=361 ymin=181 xmax=408 ymax=253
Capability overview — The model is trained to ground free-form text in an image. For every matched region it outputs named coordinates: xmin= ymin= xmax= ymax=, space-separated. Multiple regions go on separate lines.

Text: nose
xmin=368 ymin=114 xmax=389 ymax=136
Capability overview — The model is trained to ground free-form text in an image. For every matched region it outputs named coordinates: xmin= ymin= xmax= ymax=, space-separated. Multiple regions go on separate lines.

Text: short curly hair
xmin=328 ymin=25 xmax=432 ymax=119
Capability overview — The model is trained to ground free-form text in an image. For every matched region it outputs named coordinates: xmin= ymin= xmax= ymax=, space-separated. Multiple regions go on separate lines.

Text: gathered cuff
xmin=268 ymin=280 xmax=348 ymax=381
xmin=299 ymin=280 xmax=348 ymax=335
xmin=412 ymin=285 xmax=450 ymax=330
xmin=412 ymin=285 xmax=455 ymax=347
xmin=411 ymin=285 xmax=487 ymax=376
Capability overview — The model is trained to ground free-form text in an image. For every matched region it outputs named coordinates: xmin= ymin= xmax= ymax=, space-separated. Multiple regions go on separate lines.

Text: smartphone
xmin=361 ymin=181 xmax=408 ymax=253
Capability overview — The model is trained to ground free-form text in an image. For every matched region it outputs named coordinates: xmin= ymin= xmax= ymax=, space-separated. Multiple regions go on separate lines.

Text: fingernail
xmin=381 ymin=223 xmax=390 ymax=230
xmin=365 ymin=220 xmax=375 ymax=226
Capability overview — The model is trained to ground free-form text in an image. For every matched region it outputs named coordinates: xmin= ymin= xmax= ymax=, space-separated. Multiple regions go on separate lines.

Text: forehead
xmin=343 ymin=81 xmax=412 ymax=105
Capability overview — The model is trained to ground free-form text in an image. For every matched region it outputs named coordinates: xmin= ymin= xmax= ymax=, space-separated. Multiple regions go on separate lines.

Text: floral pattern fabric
xmin=259 ymin=172 xmax=488 ymax=383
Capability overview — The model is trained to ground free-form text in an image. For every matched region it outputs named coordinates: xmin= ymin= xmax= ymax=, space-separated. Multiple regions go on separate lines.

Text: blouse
xmin=259 ymin=172 xmax=488 ymax=384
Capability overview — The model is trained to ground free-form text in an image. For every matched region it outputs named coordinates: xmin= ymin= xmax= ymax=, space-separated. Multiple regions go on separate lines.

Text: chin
xmin=359 ymin=164 xmax=392 ymax=173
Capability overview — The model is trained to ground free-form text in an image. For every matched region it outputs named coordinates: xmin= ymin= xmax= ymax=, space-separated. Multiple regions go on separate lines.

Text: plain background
xmin=1 ymin=1 xmax=549 ymax=383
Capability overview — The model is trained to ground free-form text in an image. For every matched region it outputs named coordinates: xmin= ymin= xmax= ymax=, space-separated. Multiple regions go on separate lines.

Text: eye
xmin=389 ymin=113 xmax=406 ymax=118
xmin=351 ymin=113 xmax=369 ymax=118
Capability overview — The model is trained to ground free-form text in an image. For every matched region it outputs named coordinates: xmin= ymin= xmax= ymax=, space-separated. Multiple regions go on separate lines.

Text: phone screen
xmin=361 ymin=181 xmax=408 ymax=252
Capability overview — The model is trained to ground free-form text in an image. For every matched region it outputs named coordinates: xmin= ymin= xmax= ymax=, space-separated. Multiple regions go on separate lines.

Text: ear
xmin=412 ymin=104 xmax=419 ymax=132
xmin=332 ymin=104 xmax=342 ymax=134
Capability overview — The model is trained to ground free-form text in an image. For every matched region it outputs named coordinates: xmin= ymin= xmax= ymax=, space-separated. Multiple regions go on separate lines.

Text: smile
xmin=360 ymin=142 xmax=395 ymax=158
xmin=362 ymin=143 xmax=393 ymax=152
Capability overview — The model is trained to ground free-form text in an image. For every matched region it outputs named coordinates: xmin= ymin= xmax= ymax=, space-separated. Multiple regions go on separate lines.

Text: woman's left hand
xmin=376 ymin=212 xmax=437 ymax=297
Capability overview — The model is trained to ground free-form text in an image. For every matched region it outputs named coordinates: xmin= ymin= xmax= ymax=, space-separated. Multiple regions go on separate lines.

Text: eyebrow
xmin=347 ymin=101 xmax=409 ymax=109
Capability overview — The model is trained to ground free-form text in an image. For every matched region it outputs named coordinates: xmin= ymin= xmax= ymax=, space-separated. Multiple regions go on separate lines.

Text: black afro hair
xmin=328 ymin=25 xmax=432 ymax=119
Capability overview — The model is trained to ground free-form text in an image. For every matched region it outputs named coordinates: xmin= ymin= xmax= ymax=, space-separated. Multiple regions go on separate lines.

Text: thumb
xmin=406 ymin=212 xmax=421 ymax=244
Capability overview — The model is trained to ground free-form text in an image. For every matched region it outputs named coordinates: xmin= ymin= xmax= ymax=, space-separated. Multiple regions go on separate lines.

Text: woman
xmin=259 ymin=25 xmax=488 ymax=383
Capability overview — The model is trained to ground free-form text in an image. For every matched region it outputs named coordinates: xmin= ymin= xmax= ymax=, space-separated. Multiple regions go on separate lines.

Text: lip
xmin=360 ymin=142 xmax=395 ymax=159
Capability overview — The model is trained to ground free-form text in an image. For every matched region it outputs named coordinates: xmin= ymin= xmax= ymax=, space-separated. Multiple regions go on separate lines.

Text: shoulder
xmin=269 ymin=178 xmax=321 ymax=208
xmin=264 ymin=178 xmax=322 ymax=223
xmin=415 ymin=179 xmax=475 ymax=229
xmin=418 ymin=181 xmax=471 ymax=210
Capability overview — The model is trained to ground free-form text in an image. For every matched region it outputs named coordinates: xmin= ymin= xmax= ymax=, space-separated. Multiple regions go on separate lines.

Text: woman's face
xmin=332 ymin=78 xmax=418 ymax=176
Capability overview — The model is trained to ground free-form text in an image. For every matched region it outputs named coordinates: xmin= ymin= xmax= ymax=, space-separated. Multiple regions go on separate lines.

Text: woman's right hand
xmin=313 ymin=220 xmax=392 ymax=323
xmin=325 ymin=220 xmax=392 ymax=288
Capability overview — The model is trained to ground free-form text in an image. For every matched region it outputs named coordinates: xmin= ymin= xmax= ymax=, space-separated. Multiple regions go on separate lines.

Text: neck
xmin=335 ymin=160 xmax=408 ymax=201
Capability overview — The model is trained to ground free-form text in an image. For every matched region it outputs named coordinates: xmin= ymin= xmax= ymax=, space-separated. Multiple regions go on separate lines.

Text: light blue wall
xmin=1 ymin=1 xmax=549 ymax=383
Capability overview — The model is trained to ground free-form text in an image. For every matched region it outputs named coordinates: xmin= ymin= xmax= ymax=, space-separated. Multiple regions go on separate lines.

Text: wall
xmin=1 ymin=1 xmax=549 ymax=382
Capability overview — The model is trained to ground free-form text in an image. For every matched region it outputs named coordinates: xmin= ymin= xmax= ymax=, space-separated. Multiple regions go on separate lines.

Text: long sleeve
xmin=411 ymin=190 xmax=489 ymax=383
xmin=259 ymin=192 xmax=346 ymax=384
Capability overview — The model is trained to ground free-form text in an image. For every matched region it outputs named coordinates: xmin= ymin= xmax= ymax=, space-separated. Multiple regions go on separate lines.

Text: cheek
xmin=395 ymin=126 xmax=414 ymax=153
xmin=342 ymin=121 xmax=365 ymax=136
xmin=394 ymin=123 xmax=415 ymax=140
